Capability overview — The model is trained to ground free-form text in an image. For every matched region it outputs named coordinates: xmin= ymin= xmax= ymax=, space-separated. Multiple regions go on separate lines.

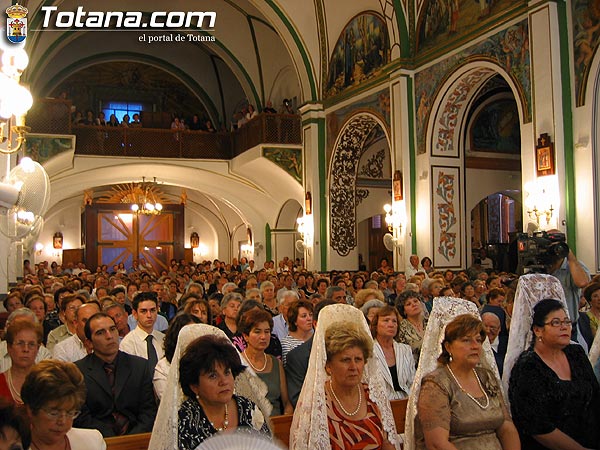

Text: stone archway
xmin=329 ymin=112 xmax=391 ymax=267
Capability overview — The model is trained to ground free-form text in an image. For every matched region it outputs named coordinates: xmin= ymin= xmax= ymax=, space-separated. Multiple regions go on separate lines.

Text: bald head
xmin=482 ymin=312 xmax=501 ymax=342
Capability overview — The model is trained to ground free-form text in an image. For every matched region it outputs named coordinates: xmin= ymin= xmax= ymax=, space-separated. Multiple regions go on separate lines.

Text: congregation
xmin=1 ymin=252 xmax=599 ymax=449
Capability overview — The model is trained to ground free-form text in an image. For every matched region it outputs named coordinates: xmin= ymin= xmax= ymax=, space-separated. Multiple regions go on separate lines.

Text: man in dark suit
xmin=482 ymin=312 xmax=507 ymax=377
xmin=74 ymin=312 xmax=157 ymax=437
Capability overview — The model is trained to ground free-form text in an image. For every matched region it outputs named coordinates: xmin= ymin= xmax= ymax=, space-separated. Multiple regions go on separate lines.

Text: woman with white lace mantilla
xmin=415 ymin=314 xmax=520 ymax=449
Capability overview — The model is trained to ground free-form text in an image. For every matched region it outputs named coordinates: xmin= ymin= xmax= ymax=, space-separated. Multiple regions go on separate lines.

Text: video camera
xmin=516 ymin=231 xmax=569 ymax=274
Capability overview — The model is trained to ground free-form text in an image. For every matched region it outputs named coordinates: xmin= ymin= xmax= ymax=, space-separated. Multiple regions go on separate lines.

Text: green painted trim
xmin=248 ymin=17 xmax=265 ymax=108
xmin=265 ymin=0 xmax=317 ymax=100
xmin=38 ymin=51 xmax=222 ymax=126
xmin=405 ymin=75 xmax=418 ymax=252
xmin=392 ymin=0 xmax=411 ymax=58
xmin=557 ymin=1 xmax=576 ymax=251
xmin=317 ymin=118 xmax=327 ymax=270
xmin=265 ymin=223 xmax=272 ymax=261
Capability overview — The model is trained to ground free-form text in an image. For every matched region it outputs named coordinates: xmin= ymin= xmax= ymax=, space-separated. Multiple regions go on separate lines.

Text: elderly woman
xmin=396 ymin=291 xmax=428 ymax=365
xmin=361 ymin=298 xmax=386 ymax=324
xmin=260 ymin=281 xmax=278 ymax=316
xmin=354 ymin=288 xmax=385 ymax=310
xmin=0 ymin=321 xmax=42 ymax=405
xmin=415 ymin=313 xmax=519 ymax=449
xmin=370 ymin=306 xmax=415 ymax=399
xmin=281 ymin=300 xmax=314 ymax=365
xmin=509 ymin=299 xmax=600 ymax=449
xmin=239 ymin=309 xmax=293 ymax=415
xmin=177 ymin=334 xmax=270 ymax=449
xmin=216 ymin=292 xmax=242 ymax=339
xmin=21 ymin=360 xmax=105 ymax=450
xmin=290 ymin=304 xmax=401 ymax=450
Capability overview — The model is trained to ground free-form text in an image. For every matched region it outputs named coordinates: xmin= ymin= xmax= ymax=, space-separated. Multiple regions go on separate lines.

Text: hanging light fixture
xmin=130 ymin=177 xmax=163 ymax=215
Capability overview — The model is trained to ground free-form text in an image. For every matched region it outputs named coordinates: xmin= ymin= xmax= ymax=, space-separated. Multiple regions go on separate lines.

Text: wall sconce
xmin=525 ymin=177 xmax=558 ymax=228
xmin=35 ymin=242 xmax=43 ymax=256
xmin=296 ymin=213 xmax=314 ymax=248
xmin=384 ymin=203 xmax=403 ymax=233
xmin=190 ymin=232 xmax=199 ymax=248
xmin=527 ymin=204 xmax=554 ymax=226
xmin=53 ymin=232 xmax=63 ymax=249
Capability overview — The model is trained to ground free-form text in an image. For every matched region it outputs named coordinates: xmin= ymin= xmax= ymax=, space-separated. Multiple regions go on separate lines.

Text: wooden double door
xmin=83 ymin=204 xmax=184 ymax=273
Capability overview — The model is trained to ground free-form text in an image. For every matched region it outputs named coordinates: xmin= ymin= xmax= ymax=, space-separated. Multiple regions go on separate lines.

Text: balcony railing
xmin=26 ymin=99 xmax=302 ymax=159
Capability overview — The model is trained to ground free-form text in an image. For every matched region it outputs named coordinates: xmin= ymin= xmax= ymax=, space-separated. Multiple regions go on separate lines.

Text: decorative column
xmin=299 ymin=103 xmax=326 ymax=271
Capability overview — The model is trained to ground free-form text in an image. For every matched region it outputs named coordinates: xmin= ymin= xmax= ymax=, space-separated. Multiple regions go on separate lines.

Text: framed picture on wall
xmin=431 ymin=166 xmax=462 ymax=268
xmin=535 ymin=133 xmax=555 ymax=176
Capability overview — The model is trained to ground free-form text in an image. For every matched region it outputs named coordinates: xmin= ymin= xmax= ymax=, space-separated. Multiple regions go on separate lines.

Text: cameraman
xmin=546 ymin=242 xmax=591 ymax=344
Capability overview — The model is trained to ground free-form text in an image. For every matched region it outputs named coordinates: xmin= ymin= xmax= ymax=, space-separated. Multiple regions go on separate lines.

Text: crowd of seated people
xmin=1 ymin=251 xmax=599 ymax=449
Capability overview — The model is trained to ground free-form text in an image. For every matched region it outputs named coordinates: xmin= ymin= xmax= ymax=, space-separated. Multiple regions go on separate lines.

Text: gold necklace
xmin=446 ymin=365 xmax=489 ymax=409
xmin=243 ymin=350 xmax=268 ymax=372
xmin=209 ymin=402 xmax=229 ymax=432
xmin=329 ymin=381 xmax=362 ymax=416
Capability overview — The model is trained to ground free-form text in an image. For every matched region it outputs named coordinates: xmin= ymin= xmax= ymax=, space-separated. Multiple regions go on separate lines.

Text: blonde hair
xmin=325 ymin=321 xmax=373 ymax=362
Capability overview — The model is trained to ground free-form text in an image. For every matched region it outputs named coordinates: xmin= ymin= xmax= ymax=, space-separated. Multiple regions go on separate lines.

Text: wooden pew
xmin=105 ymin=398 xmax=409 ymax=450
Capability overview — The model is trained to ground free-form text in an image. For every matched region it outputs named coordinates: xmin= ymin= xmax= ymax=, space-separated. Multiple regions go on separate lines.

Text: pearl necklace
xmin=199 ymin=397 xmax=229 ymax=432
xmin=6 ymin=369 xmax=23 ymax=405
xmin=446 ymin=365 xmax=490 ymax=409
xmin=243 ymin=350 xmax=268 ymax=372
xmin=329 ymin=381 xmax=362 ymax=416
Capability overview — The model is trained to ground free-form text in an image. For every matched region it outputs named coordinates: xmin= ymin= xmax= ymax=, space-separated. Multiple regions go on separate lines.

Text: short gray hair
xmin=221 ymin=292 xmax=243 ymax=308
xmin=7 ymin=307 xmax=38 ymax=325
xmin=221 ymin=282 xmax=238 ymax=295
xmin=278 ymin=289 xmax=299 ymax=305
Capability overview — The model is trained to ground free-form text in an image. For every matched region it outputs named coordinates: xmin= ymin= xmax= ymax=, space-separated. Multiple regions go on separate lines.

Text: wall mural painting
xmin=25 ymin=135 xmax=75 ymax=164
xmin=326 ymin=88 xmax=390 ymax=157
xmin=470 ymin=98 xmax=521 ymax=153
xmin=415 ymin=20 xmax=531 ymax=154
xmin=330 ymin=115 xmax=379 ymax=257
xmin=262 ymin=147 xmax=303 ymax=184
xmin=416 ymin=0 xmax=523 ymax=54
xmin=432 ymin=166 xmax=461 ymax=268
xmin=325 ymin=12 xmax=390 ymax=98
xmin=572 ymin=0 xmax=600 ymax=105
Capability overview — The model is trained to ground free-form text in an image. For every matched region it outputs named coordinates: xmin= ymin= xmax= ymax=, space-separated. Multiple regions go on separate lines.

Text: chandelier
xmin=129 ymin=177 xmax=163 ymax=215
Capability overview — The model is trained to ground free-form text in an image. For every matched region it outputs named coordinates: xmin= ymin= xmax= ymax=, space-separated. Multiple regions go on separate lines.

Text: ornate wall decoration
xmin=326 ymin=88 xmax=390 ymax=157
xmin=262 ymin=147 xmax=303 ymax=184
xmin=356 ymin=188 xmax=370 ymax=205
xmin=433 ymin=68 xmax=492 ymax=156
xmin=358 ymin=148 xmax=386 ymax=178
xmin=470 ymin=98 xmax=521 ymax=153
xmin=432 ymin=166 xmax=461 ymax=267
xmin=25 ymin=135 xmax=75 ymax=164
xmin=330 ymin=114 xmax=379 ymax=256
xmin=572 ymin=0 xmax=600 ymax=105
xmin=325 ymin=12 xmax=390 ymax=98
xmin=415 ymin=20 xmax=531 ymax=154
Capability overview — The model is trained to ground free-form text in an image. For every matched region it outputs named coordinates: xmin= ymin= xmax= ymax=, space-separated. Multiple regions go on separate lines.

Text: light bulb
xmin=155 ymin=203 xmax=162 ymax=211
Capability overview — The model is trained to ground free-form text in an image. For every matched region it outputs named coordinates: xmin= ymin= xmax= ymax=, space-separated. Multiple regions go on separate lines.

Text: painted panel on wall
xmin=470 ymin=99 xmax=521 ymax=153
xmin=25 ymin=135 xmax=75 ymax=164
xmin=416 ymin=0 xmax=523 ymax=54
xmin=325 ymin=13 xmax=390 ymax=98
xmin=415 ymin=20 xmax=531 ymax=154
xmin=432 ymin=166 xmax=462 ymax=268
xmin=326 ymin=88 xmax=390 ymax=158
xmin=572 ymin=0 xmax=600 ymax=105
xmin=262 ymin=147 xmax=303 ymax=184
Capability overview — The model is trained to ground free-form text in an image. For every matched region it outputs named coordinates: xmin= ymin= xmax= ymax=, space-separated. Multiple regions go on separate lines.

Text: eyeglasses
xmin=544 ymin=318 xmax=572 ymax=327
xmin=41 ymin=409 xmax=80 ymax=420
xmin=12 ymin=341 xmax=39 ymax=349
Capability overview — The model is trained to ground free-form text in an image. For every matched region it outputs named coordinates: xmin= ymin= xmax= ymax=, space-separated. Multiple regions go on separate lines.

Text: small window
xmin=372 ymin=215 xmax=382 ymax=229
xmin=103 ymin=102 xmax=143 ymax=122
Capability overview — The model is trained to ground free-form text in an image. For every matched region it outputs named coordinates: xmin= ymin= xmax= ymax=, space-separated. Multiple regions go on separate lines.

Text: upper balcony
xmin=25 ymin=99 xmax=302 ymax=160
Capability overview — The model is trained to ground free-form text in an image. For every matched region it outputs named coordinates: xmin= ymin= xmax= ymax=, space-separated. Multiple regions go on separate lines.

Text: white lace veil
xmin=148 ymin=324 xmax=272 ymax=450
xmin=289 ymin=304 xmax=401 ymax=450
xmin=404 ymin=297 xmax=499 ymax=450
xmin=500 ymin=273 xmax=566 ymax=395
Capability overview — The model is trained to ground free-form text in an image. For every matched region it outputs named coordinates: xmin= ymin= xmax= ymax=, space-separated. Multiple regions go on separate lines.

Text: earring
xmin=449 ymin=353 xmax=453 ymax=362
xmin=538 ymin=336 xmax=543 ymax=342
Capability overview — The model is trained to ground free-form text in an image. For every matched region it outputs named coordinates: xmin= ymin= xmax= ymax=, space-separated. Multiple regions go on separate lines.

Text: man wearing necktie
xmin=119 ymin=292 xmax=164 ymax=371
xmin=75 ymin=313 xmax=157 ymax=437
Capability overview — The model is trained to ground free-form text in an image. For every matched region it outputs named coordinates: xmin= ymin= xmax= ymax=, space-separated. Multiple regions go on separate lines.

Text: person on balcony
xmin=107 ymin=114 xmax=119 ymax=126
xmin=121 ymin=114 xmax=130 ymax=127
xmin=263 ymin=100 xmax=277 ymax=114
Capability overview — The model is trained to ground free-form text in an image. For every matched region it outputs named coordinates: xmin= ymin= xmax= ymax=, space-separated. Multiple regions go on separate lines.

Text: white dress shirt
xmin=272 ymin=314 xmax=288 ymax=341
xmin=52 ymin=334 xmax=87 ymax=362
xmin=0 ymin=341 xmax=52 ymax=372
xmin=120 ymin=326 xmax=165 ymax=360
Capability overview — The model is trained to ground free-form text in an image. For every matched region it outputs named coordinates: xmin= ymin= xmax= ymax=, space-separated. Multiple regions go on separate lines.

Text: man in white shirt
xmin=404 ymin=255 xmax=423 ymax=278
xmin=53 ymin=302 xmax=100 ymax=362
xmin=272 ymin=290 xmax=300 ymax=340
xmin=119 ymin=292 xmax=164 ymax=371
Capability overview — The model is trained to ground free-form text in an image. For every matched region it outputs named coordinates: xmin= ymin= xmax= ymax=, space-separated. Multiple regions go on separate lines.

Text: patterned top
xmin=178 ymin=395 xmax=270 ymax=450
xmin=327 ymin=384 xmax=386 ymax=450
xmin=397 ymin=318 xmax=427 ymax=365
xmin=281 ymin=335 xmax=306 ymax=366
